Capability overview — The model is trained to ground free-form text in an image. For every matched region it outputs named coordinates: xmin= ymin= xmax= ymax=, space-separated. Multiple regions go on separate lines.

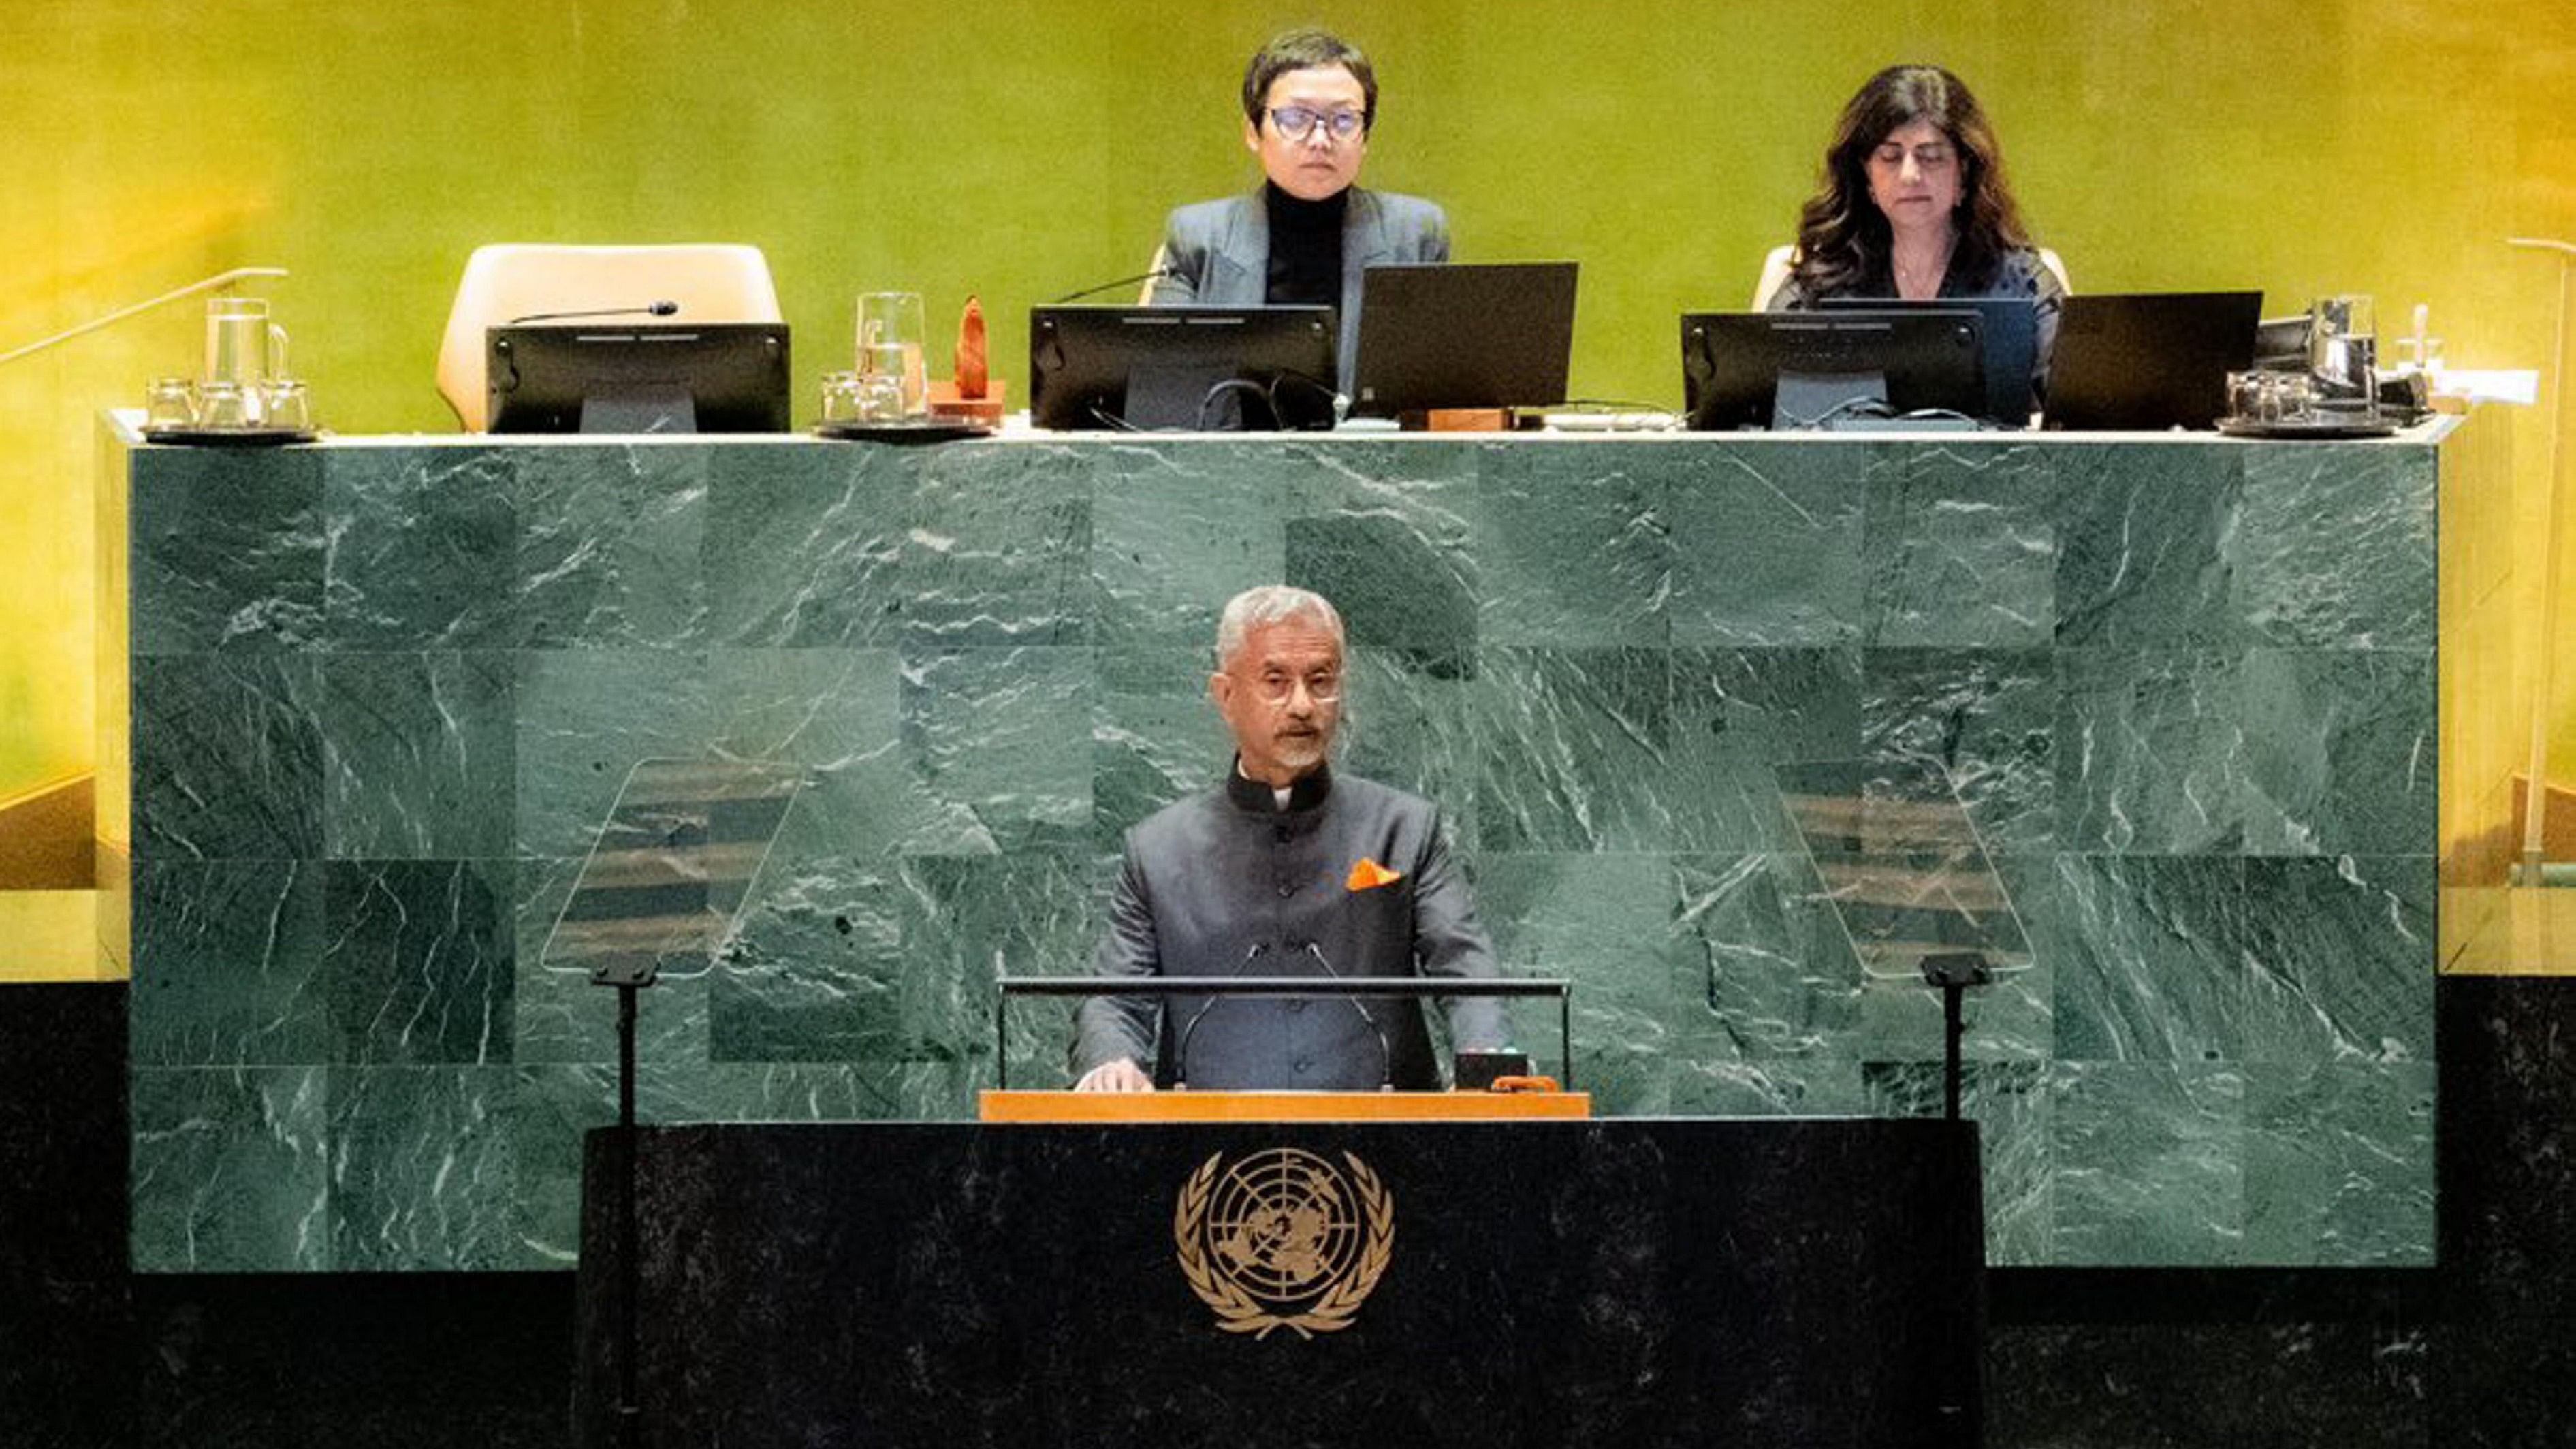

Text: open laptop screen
xmin=1350 ymin=262 xmax=1578 ymax=417
xmin=2041 ymin=291 xmax=2261 ymax=430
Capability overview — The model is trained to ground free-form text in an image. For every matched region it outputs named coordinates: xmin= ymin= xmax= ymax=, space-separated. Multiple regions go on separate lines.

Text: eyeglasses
xmin=1266 ymin=107 xmax=1366 ymax=143
xmin=1245 ymin=669 xmax=1343 ymax=706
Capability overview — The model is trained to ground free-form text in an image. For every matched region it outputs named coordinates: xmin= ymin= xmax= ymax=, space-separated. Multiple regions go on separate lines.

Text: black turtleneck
xmin=1263 ymin=182 xmax=1346 ymax=308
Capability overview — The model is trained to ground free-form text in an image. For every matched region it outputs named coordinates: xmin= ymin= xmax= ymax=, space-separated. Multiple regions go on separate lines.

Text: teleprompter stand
xmin=1919 ymin=951 xmax=1993 ymax=1122
xmin=541 ymin=757 xmax=807 ymax=1449
xmin=590 ymin=955 xmax=655 ymax=1449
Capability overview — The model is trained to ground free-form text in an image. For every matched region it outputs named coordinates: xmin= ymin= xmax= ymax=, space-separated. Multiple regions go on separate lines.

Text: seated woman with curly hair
xmin=1764 ymin=64 xmax=2066 ymax=394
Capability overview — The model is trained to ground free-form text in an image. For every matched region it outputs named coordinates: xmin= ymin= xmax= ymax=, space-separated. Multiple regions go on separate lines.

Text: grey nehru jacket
xmin=1072 ymin=763 xmax=1506 ymax=1091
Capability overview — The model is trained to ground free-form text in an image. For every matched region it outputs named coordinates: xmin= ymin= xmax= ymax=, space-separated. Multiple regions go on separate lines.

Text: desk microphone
xmin=1301 ymin=940 xmax=1393 ymax=1092
xmin=505 ymin=301 xmax=681 ymax=325
xmin=1171 ymin=942 xmax=1266 ymax=1090
xmin=1050 ymin=268 xmax=1175 ymax=304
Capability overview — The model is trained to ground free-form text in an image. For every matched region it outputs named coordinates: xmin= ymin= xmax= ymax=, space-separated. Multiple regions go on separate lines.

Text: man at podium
xmin=1072 ymin=586 xmax=1506 ymax=1092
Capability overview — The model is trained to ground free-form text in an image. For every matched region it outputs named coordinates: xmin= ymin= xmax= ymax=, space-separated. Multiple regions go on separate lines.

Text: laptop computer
xmin=1821 ymin=296 xmax=2038 ymax=426
xmin=1348 ymin=261 xmax=1578 ymax=417
xmin=2043 ymin=291 xmax=2261 ymax=430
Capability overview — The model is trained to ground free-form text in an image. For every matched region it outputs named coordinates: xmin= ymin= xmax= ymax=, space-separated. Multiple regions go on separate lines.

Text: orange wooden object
xmin=1424 ymin=408 xmax=1512 ymax=432
xmin=977 ymin=1089 xmax=1592 ymax=1123
xmin=927 ymin=378 xmax=1006 ymax=425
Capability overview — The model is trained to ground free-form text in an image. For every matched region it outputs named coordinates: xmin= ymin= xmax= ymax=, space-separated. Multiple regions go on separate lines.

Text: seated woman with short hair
xmin=1146 ymin=28 xmax=1449 ymax=397
xmin=1764 ymin=65 xmax=2065 ymax=391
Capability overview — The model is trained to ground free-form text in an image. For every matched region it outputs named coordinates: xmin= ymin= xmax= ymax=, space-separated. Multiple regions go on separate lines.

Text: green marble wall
xmin=113 ymin=428 xmax=2443 ymax=1271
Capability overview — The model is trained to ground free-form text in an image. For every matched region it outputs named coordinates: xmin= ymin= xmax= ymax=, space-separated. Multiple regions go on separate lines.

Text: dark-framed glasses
xmin=1267 ymin=106 xmax=1366 ymax=143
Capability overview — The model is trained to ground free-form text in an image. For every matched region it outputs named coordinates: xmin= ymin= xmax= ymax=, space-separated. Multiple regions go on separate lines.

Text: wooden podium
xmin=978 ymin=1089 xmax=1593 ymax=1122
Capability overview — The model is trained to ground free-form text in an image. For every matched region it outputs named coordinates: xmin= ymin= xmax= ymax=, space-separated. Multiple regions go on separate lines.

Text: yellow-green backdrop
xmin=5 ymin=0 xmax=2574 ymax=929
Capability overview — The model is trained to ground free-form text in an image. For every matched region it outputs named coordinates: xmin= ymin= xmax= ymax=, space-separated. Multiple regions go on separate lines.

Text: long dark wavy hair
xmin=1789 ymin=65 xmax=2033 ymax=298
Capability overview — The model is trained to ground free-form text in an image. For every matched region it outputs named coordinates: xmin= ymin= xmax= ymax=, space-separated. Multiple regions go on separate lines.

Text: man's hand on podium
xmin=1074 ymin=1058 xmax=1154 ymax=1092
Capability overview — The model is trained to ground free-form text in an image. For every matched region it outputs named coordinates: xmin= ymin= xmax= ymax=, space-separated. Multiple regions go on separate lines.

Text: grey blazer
xmin=1072 ymin=765 xmax=1506 ymax=1092
xmin=1145 ymin=187 xmax=1452 ymax=395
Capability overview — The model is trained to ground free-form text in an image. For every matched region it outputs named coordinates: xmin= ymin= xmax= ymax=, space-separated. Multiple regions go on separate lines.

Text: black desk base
xmin=577 ymin=1118 xmax=1984 ymax=1448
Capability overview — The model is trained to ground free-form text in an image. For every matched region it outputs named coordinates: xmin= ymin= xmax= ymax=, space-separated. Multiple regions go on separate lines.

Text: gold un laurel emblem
xmin=1173 ymin=1147 xmax=1394 ymax=1339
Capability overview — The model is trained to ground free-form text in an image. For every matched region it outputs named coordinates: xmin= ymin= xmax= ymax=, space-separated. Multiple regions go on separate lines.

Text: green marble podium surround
xmin=107 ymin=424 xmax=2449 ymax=1272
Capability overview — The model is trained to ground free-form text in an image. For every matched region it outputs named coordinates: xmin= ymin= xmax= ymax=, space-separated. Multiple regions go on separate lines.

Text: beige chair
xmin=435 ymin=244 xmax=783 ymax=430
xmin=1751 ymin=246 xmax=1800 ymax=310
xmin=1750 ymin=244 xmax=2071 ymax=309
xmin=1141 ymin=244 xmax=1172 ymax=304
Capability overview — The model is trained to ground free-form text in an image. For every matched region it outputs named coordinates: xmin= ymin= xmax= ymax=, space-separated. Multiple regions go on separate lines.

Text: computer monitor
xmin=1681 ymin=310 xmax=1987 ymax=431
xmin=1821 ymin=296 xmax=2039 ymax=426
xmin=1349 ymin=261 xmax=1579 ymax=417
xmin=1028 ymin=305 xmax=1337 ymax=431
xmin=486 ymin=323 xmax=791 ymax=434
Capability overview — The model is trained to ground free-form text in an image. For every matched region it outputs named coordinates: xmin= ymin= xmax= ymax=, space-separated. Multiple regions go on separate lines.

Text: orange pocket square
xmin=1346 ymin=857 xmax=1404 ymax=891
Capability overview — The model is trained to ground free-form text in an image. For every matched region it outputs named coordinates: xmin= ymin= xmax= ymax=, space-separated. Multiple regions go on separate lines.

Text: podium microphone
xmin=505 ymin=300 xmax=682 ymax=325
xmin=1051 ymin=268 xmax=1175 ymax=304
xmin=1172 ymin=942 xmax=1267 ymax=1090
xmin=1301 ymin=940 xmax=1393 ymax=1092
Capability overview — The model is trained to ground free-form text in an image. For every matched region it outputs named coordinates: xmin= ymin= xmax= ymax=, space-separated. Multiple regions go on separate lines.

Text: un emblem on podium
xmin=1173 ymin=1147 xmax=1395 ymax=1339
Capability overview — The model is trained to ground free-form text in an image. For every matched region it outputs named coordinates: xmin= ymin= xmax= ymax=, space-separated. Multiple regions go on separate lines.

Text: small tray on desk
xmin=2216 ymin=416 xmax=2398 ymax=441
xmin=814 ymin=419 xmax=994 ymax=445
xmin=143 ymin=426 xmax=321 ymax=447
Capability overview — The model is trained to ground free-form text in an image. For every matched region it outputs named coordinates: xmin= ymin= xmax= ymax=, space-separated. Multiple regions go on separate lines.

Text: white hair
xmin=1215 ymin=586 xmax=1345 ymax=667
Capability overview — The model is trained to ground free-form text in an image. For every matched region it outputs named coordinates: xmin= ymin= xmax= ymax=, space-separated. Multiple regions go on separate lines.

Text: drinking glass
xmin=195 ymin=379 xmax=254 ymax=429
xmin=262 ymin=379 xmax=313 ymax=432
xmin=2227 ymin=370 xmax=2314 ymax=424
xmin=854 ymin=292 xmax=929 ymax=421
xmin=819 ymin=370 xmax=865 ymax=423
xmin=143 ymin=377 xmax=196 ymax=430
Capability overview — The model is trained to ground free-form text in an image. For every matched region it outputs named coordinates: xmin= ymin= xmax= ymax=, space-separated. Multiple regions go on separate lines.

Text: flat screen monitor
xmin=1821 ymin=296 xmax=2039 ymax=426
xmin=1349 ymin=261 xmax=1579 ymax=417
xmin=486 ymin=323 xmax=791 ymax=434
xmin=1681 ymin=310 xmax=1986 ymax=431
xmin=1028 ymin=305 xmax=1337 ymax=431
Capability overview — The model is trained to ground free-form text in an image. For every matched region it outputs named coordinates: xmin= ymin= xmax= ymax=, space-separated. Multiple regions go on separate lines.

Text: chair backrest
xmin=435 ymin=244 xmax=783 ymax=430
xmin=1751 ymin=244 xmax=2072 ymax=310
xmin=2035 ymin=247 xmax=2072 ymax=296
xmin=1751 ymin=245 xmax=1798 ymax=310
